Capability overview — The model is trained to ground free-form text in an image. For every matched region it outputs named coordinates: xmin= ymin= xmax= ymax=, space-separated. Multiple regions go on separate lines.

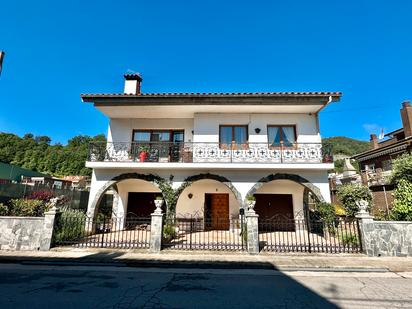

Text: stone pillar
xmin=245 ymin=209 xmax=259 ymax=255
xmin=40 ymin=206 xmax=59 ymax=251
xmin=149 ymin=200 xmax=164 ymax=253
xmin=355 ymin=200 xmax=375 ymax=256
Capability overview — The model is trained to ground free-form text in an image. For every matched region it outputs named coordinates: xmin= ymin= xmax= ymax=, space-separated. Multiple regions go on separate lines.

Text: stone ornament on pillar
xmin=245 ymin=195 xmax=256 ymax=212
xmin=154 ymin=197 xmax=164 ymax=214
xmin=355 ymin=199 xmax=374 ymax=221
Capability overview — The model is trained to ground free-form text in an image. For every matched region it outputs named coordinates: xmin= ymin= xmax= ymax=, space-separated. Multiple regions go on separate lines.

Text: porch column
xmin=245 ymin=209 xmax=259 ymax=255
xmin=149 ymin=205 xmax=164 ymax=253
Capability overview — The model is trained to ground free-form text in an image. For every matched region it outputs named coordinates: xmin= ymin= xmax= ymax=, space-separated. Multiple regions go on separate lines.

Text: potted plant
xmin=245 ymin=195 xmax=256 ymax=210
xmin=138 ymin=145 xmax=149 ymax=162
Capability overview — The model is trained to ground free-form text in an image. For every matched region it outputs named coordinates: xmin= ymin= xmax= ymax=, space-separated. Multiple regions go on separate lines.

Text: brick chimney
xmin=370 ymin=134 xmax=378 ymax=149
xmin=400 ymin=100 xmax=412 ymax=137
xmin=123 ymin=73 xmax=142 ymax=94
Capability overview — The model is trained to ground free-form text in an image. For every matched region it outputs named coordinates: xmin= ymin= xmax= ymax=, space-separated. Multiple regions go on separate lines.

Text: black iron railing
xmin=53 ymin=214 xmax=151 ymax=249
xmin=88 ymin=142 xmax=333 ymax=164
xmin=258 ymin=217 xmax=361 ymax=253
xmin=162 ymin=216 xmax=246 ymax=251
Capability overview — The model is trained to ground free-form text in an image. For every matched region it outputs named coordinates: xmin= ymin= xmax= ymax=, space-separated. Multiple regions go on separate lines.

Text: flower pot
xmin=139 ymin=151 xmax=148 ymax=162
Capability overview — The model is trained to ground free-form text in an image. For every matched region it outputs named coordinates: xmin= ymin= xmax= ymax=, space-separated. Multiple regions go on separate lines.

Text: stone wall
xmin=0 ymin=216 xmax=45 ymax=251
xmin=361 ymin=220 xmax=412 ymax=257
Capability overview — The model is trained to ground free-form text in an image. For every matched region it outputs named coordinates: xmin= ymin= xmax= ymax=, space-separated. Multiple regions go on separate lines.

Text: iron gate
xmin=258 ymin=216 xmax=362 ymax=253
xmin=53 ymin=214 xmax=151 ymax=249
xmin=162 ymin=215 xmax=246 ymax=251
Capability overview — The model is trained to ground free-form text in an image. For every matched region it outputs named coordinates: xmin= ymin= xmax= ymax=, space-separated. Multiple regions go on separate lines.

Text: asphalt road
xmin=0 ymin=264 xmax=411 ymax=308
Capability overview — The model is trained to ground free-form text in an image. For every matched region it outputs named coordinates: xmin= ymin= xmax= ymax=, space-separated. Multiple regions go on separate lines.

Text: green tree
xmin=390 ymin=153 xmax=412 ymax=184
xmin=391 ymin=179 xmax=412 ymax=221
xmin=336 ymin=184 xmax=373 ymax=217
xmin=0 ymin=132 xmax=106 ymax=177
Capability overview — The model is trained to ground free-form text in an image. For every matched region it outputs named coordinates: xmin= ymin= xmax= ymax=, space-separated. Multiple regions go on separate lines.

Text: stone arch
xmin=88 ymin=173 xmax=165 ymax=218
xmin=174 ymin=173 xmax=243 ymax=213
xmin=245 ymin=173 xmax=325 ymax=205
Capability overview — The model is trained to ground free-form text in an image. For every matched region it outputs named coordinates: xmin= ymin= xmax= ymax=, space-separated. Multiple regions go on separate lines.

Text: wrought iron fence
xmin=258 ymin=217 xmax=361 ymax=253
xmin=53 ymin=214 xmax=151 ymax=249
xmin=88 ymin=142 xmax=333 ymax=164
xmin=162 ymin=216 xmax=246 ymax=251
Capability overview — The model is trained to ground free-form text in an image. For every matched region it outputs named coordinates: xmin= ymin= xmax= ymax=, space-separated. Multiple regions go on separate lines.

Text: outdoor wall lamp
xmin=255 ymin=128 xmax=261 ymax=134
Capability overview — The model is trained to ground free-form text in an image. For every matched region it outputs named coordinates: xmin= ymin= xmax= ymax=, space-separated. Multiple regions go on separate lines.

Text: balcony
xmin=88 ymin=142 xmax=333 ymax=164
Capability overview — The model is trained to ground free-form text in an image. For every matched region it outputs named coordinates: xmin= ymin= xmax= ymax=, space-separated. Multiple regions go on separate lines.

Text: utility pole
xmin=0 ymin=51 xmax=5 ymax=77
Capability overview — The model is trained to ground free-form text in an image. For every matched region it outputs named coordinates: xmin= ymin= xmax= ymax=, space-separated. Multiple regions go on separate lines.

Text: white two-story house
xmin=82 ymin=74 xmax=340 ymax=228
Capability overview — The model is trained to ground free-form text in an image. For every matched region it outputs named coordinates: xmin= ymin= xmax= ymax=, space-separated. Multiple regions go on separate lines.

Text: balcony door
xmin=132 ymin=130 xmax=184 ymax=162
xmin=132 ymin=130 xmax=184 ymax=143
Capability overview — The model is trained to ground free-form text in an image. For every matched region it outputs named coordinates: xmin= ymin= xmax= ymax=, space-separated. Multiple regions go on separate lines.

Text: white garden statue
xmin=356 ymin=199 xmax=369 ymax=214
xmin=355 ymin=199 xmax=373 ymax=220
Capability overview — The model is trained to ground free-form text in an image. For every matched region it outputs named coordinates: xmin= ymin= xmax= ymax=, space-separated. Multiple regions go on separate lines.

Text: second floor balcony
xmin=88 ymin=142 xmax=333 ymax=165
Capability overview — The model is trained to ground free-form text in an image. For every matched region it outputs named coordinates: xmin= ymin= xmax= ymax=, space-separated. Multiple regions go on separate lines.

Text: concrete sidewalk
xmin=1 ymin=248 xmax=411 ymax=272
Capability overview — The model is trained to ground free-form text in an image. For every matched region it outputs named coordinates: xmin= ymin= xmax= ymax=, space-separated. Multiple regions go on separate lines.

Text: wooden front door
xmin=205 ymin=193 xmax=230 ymax=230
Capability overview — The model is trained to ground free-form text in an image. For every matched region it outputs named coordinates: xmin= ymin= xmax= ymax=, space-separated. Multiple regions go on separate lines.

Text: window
xmin=132 ymin=130 xmax=184 ymax=142
xmin=382 ymin=160 xmax=392 ymax=171
xmin=267 ymin=125 xmax=296 ymax=147
xmin=219 ymin=125 xmax=248 ymax=148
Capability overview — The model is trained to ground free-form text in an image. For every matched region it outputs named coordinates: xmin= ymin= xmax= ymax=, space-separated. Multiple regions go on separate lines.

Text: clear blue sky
xmin=1 ymin=0 xmax=411 ymax=144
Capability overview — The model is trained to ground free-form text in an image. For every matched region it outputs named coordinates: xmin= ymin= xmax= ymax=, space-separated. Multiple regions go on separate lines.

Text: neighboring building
xmin=0 ymin=162 xmax=47 ymax=184
xmin=21 ymin=176 xmax=72 ymax=189
xmin=352 ymin=101 xmax=412 ymax=186
xmin=82 ymin=74 xmax=341 ymax=226
xmin=61 ymin=176 xmax=91 ymax=190
xmin=351 ymin=101 xmax=412 ymax=215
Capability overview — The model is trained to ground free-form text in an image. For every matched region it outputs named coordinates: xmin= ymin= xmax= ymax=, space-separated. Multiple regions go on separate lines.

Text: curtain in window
xmin=234 ymin=126 xmax=247 ymax=145
xmin=268 ymin=127 xmax=281 ymax=146
xmin=220 ymin=127 xmax=232 ymax=145
xmin=282 ymin=127 xmax=295 ymax=146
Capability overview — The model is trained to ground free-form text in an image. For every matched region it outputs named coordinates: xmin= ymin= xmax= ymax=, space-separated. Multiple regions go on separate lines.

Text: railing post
xmin=40 ymin=206 xmax=60 ymax=251
xmin=149 ymin=203 xmax=164 ymax=253
xmin=245 ymin=208 xmax=260 ymax=255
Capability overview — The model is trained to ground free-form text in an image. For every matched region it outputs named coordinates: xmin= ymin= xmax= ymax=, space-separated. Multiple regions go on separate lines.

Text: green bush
xmin=53 ymin=208 xmax=87 ymax=244
xmin=390 ymin=153 xmax=412 ymax=184
xmin=0 ymin=203 xmax=9 ymax=216
xmin=339 ymin=234 xmax=359 ymax=246
xmin=310 ymin=202 xmax=338 ymax=235
xmin=163 ymin=223 xmax=177 ymax=241
xmin=8 ymin=199 xmax=48 ymax=217
xmin=336 ymin=184 xmax=372 ymax=217
xmin=391 ymin=179 xmax=412 ymax=221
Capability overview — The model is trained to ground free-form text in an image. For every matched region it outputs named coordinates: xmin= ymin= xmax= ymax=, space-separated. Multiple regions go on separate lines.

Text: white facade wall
xmin=193 ymin=113 xmax=320 ymax=143
xmin=107 ymin=113 xmax=320 ymax=144
xmin=87 ymin=112 xmax=330 ymax=218
xmin=175 ymin=179 xmax=239 ymax=218
xmin=108 ymin=118 xmax=194 ymax=143
xmin=87 ymin=168 xmax=330 ymax=217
